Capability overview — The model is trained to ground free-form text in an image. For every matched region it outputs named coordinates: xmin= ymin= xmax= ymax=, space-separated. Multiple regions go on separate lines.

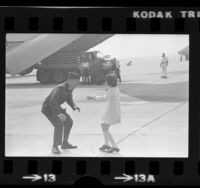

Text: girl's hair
xmin=105 ymin=74 xmax=117 ymax=87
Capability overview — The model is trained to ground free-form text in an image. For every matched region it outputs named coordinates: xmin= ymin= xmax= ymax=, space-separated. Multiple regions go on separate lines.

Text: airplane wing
xmin=6 ymin=34 xmax=113 ymax=75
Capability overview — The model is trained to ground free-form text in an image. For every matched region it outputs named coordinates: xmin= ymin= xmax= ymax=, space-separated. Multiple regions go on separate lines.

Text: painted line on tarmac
xmin=116 ymin=101 xmax=187 ymax=145
xmin=96 ymin=101 xmax=186 ymax=157
xmin=96 ymin=101 xmax=187 ymax=157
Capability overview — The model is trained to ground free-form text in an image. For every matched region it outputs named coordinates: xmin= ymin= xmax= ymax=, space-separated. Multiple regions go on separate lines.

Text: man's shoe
xmin=61 ymin=143 xmax=77 ymax=149
xmin=52 ymin=145 xmax=62 ymax=154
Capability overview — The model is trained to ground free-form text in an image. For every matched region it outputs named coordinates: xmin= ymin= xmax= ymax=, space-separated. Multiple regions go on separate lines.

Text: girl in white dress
xmin=87 ymin=74 xmax=121 ymax=153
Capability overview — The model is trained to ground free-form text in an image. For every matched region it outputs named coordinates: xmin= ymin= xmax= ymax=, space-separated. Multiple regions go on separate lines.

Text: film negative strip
xmin=0 ymin=6 xmax=200 ymax=186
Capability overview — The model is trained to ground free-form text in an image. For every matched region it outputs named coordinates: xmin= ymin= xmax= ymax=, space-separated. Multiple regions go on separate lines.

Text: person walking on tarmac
xmin=160 ymin=53 xmax=169 ymax=78
xmin=41 ymin=72 xmax=81 ymax=155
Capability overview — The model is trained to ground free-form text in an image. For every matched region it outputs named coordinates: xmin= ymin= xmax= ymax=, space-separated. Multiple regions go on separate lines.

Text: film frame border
xmin=0 ymin=6 xmax=199 ymax=186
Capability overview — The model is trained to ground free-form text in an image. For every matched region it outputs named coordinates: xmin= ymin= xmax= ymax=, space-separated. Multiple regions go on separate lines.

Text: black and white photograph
xmin=5 ymin=34 xmax=189 ymax=157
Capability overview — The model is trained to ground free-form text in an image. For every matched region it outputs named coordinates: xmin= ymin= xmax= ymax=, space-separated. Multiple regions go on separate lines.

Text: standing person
xmin=115 ymin=58 xmax=121 ymax=83
xmin=41 ymin=72 xmax=81 ymax=154
xmin=160 ymin=53 xmax=168 ymax=78
xmin=96 ymin=62 xmax=105 ymax=85
xmin=112 ymin=58 xmax=121 ymax=83
xmin=89 ymin=62 xmax=95 ymax=84
xmin=92 ymin=61 xmax=98 ymax=85
xmin=180 ymin=55 xmax=183 ymax=62
xmin=87 ymin=74 xmax=121 ymax=153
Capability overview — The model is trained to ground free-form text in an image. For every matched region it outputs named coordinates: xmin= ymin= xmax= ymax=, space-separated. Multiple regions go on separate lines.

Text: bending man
xmin=41 ymin=72 xmax=80 ymax=154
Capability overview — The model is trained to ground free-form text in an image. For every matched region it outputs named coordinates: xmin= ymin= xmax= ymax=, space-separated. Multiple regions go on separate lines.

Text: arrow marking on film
xmin=22 ymin=174 xmax=42 ymax=182
xmin=114 ymin=173 xmax=133 ymax=182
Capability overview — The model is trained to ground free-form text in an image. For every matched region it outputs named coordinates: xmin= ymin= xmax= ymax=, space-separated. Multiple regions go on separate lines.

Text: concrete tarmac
xmin=5 ymin=55 xmax=189 ymax=157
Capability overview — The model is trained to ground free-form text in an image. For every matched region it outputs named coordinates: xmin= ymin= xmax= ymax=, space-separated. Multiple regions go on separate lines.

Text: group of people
xmin=79 ymin=57 xmax=121 ymax=85
xmin=42 ymin=72 xmax=121 ymax=155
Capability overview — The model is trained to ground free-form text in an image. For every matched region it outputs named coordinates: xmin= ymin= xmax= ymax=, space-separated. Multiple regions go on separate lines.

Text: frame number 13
xmin=43 ymin=174 xmax=56 ymax=182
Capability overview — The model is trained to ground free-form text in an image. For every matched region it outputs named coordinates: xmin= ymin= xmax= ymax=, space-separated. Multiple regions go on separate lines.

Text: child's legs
xmin=101 ymin=123 xmax=109 ymax=145
xmin=101 ymin=123 xmax=118 ymax=148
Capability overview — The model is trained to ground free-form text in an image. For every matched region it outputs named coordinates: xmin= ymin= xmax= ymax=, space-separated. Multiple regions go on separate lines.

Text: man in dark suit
xmin=41 ymin=72 xmax=80 ymax=154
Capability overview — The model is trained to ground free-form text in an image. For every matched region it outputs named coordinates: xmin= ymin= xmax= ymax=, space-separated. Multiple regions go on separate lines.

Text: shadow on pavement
xmin=6 ymin=82 xmax=107 ymax=90
xmin=6 ymin=74 xmax=36 ymax=79
xmin=6 ymin=82 xmax=56 ymax=89
xmin=119 ymin=81 xmax=188 ymax=103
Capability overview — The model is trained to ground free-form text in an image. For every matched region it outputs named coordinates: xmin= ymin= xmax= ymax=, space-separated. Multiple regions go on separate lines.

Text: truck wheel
xmin=39 ymin=72 xmax=51 ymax=84
xmin=53 ymin=72 xmax=67 ymax=83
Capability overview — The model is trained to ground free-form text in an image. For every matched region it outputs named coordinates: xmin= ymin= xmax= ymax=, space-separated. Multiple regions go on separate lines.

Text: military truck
xmin=36 ymin=51 xmax=81 ymax=84
xmin=36 ymin=49 xmax=114 ymax=84
xmin=36 ymin=50 xmax=106 ymax=84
